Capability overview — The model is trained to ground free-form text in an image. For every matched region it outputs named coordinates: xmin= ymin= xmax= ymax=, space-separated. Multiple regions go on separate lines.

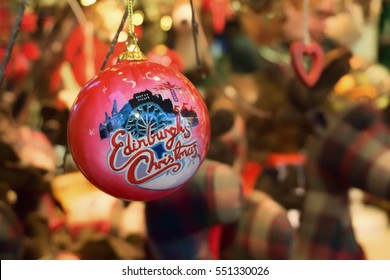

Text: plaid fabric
xmin=0 ymin=201 xmax=24 ymax=259
xmin=297 ymin=190 xmax=365 ymax=259
xmin=220 ymin=190 xmax=295 ymax=260
xmin=297 ymin=103 xmax=390 ymax=259
xmin=145 ymin=159 xmax=243 ymax=259
xmin=318 ymin=104 xmax=390 ymax=198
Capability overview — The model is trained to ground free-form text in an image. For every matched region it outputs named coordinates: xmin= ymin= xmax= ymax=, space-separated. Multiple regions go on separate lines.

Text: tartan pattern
xmin=297 ymin=190 xmax=365 ymax=259
xmin=145 ymin=159 xmax=243 ymax=259
xmin=220 ymin=191 xmax=295 ymax=260
xmin=317 ymin=104 xmax=390 ymax=198
xmin=298 ymin=104 xmax=390 ymax=259
xmin=0 ymin=201 xmax=24 ymax=259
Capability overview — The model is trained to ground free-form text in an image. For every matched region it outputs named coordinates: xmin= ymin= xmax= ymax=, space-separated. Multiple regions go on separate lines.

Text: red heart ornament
xmin=290 ymin=41 xmax=325 ymax=87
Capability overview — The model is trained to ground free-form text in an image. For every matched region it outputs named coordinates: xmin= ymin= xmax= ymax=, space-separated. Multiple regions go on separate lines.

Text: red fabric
xmin=241 ymin=161 xmax=262 ymax=196
xmin=64 ymin=26 xmax=127 ymax=86
xmin=0 ymin=7 xmax=11 ymax=35
xmin=21 ymin=41 xmax=41 ymax=60
xmin=0 ymin=46 xmax=30 ymax=81
xmin=265 ymin=153 xmax=306 ymax=166
xmin=20 ymin=12 xmax=38 ymax=33
xmin=208 ymin=225 xmax=222 ymax=259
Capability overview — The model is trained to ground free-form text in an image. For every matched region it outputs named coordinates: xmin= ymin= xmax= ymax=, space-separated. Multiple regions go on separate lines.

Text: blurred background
xmin=1 ymin=0 xmax=390 ymax=260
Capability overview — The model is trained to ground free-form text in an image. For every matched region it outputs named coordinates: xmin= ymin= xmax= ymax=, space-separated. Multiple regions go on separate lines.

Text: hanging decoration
xmin=290 ymin=0 xmax=324 ymax=87
xmin=67 ymin=0 xmax=210 ymax=202
xmin=203 ymin=0 xmax=234 ymax=35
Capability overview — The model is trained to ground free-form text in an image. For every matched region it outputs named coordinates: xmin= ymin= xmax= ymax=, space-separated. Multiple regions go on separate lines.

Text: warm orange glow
xmin=80 ymin=0 xmax=97 ymax=7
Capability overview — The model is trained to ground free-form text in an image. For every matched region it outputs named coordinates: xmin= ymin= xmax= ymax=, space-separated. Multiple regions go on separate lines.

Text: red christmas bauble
xmin=68 ymin=60 xmax=210 ymax=201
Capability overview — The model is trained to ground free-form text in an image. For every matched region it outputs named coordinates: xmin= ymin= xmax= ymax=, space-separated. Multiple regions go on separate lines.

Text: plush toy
xmin=285 ymin=47 xmax=390 ymax=259
xmin=215 ymin=42 xmax=389 ymax=260
xmin=217 ymin=50 xmax=390 ymax=261
xmin=145 ymin=159 xmax=242 ymax=259
xmin=295 ymin=102 xmax=390 ymax=259
xmin=220 ymin=190 xmax=296 ymax=260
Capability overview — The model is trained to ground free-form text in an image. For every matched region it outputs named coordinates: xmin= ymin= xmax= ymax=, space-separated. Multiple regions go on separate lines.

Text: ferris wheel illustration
xmin=124 ymin=102 xmax=172 ymax=138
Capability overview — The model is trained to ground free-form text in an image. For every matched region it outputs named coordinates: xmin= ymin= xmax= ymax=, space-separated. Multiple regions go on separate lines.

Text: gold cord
xmin=119 ymin=0 xmax=146 ymax=61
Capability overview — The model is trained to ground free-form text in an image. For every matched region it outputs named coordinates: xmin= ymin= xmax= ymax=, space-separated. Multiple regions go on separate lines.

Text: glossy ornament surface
xmin=68 ymin=60 xmax=210 ymax=201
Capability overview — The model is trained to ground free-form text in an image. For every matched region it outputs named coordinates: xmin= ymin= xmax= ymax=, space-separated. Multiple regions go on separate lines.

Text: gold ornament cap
xmin=118 ymin=33 xmax=146 ymax=61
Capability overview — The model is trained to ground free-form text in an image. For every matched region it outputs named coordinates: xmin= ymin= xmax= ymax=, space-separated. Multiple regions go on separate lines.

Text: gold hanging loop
xmin=119 ymin=0 xmax=146 ymax=61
